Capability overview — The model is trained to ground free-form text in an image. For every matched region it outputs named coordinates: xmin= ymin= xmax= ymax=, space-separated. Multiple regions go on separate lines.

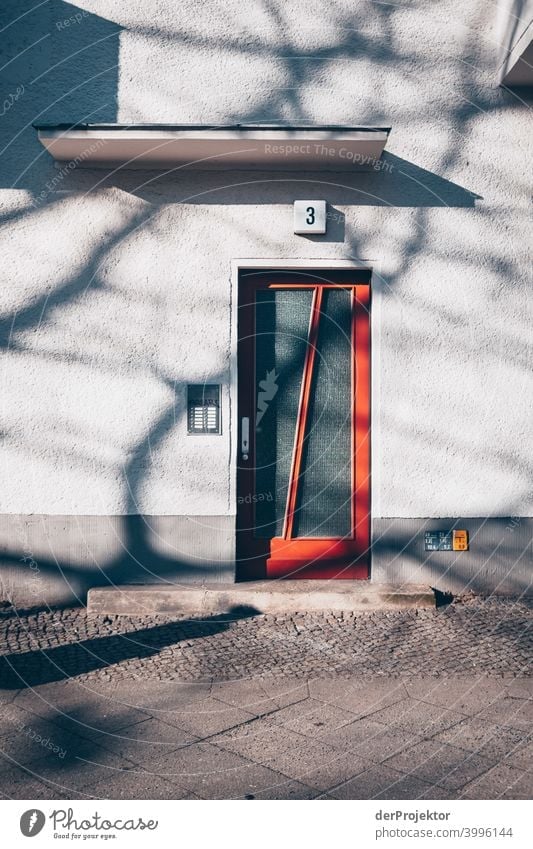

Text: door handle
xmin=241 ymin=416 xmax=249 ymax=461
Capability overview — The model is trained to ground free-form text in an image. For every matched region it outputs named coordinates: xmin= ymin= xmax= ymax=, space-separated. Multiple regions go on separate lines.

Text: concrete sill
xmin=87 ymin=581 xmax=436 ymax=616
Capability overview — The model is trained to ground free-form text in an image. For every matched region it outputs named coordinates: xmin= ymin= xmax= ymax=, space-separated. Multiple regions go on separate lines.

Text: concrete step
xmin=87 ymin=581 xmax=437 ymax=616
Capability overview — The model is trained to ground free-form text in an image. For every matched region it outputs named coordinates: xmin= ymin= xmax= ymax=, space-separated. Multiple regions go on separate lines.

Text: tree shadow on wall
xmin=0 ymin=0 xmax=119 ymax=191
xmin=0 ymin=0 xmax=530 ymax=609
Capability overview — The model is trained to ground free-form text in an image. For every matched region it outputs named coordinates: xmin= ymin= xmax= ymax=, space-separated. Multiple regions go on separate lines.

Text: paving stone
xmin=0 ymin=719 xmax=88 ymax=768
xmin=144 ymin=740 xmax=253 ymax=781
xmin=213 ymin=718 xmax=310 ymax=762
xmin=1 ymin=777 xmax=97 ymax=800
xmin=0 ymin=690 xmax=20 ymax=707
xmin=81 ymin=717 xmax=200 ymax=762
xmin=504 ymin=680 xmax=533 ymax=700
xmin=316 ymin=718 xmax=420 ymax=763
xmin=476 ymin=696 xmax=533 ymax=731
xmin=192 ymin=761 xmax=314 ymax=800
xmin=211 ymin=679 xmax=308 ymax=716
xmin=309 ymin=679 xmax=408 ymax=715
xmin=150 ymin=698 xmax=256 ymax=736
xmin=7 ymin=738 xmax=139 ymax=792
xmin=374 ymin=774 xmax=440 ymax=799
xmin=460 ymin=763 xmax=532 ymax=800
xmin=110 ymin=680 xmax=213 ymax=712
xmin=329 ymin=763 xmax=431 ymax=800
xmin=139 ymin=740 xmax=303 ymax=799
xmin=0 ymin=702 xmax=42 ymax=738
xmin=269 ymin=698 xmax=357 ymax=739
xmin=384 ymin=740 xmax=496 ymax=790
xmin=403 ymin=678 xmax=509 ymax=713
xmin=0 ymin=742 xmax=137 ymax=797
xmin=416 ymin=784 xmax=462 ymax=800
xmin=431 ymin=717 xmax=528 ymax=760
xmin=265 ymin=741 xmax=371 ymax=791
xmin=251 ymin=778 xmax=318 ymax=800
xmin=369 ymin=698 xmax=467 ymax=737
xmin=83 ymin=767 xmax=199 ymax=800
xmin=13 ymin=681 xmax=152 ymax=735
xmin=501 ymin=737 xmax=533 ymax=771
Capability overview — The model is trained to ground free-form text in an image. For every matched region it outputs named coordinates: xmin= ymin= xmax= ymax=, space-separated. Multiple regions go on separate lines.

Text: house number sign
xmin=293 ymin=200 xmax=327 ymax=234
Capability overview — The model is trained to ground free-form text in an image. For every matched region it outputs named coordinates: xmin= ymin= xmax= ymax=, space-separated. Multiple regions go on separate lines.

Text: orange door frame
xmin=236 ymin=273 xmax=371 ymax=581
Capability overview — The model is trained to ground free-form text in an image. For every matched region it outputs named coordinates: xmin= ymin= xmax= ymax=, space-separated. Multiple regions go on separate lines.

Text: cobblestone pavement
xmin=0 ymin=597 xmax=531 ymax=686
xmin=0 ymin=598 xmax=531 ymax=801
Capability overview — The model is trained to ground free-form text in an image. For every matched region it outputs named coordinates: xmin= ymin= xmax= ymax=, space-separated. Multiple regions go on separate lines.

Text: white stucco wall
xmin=0 ymin=0 xmax=531 ymax=522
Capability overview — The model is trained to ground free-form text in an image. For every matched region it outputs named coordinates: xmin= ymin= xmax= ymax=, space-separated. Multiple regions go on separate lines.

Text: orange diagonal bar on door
xmin=282 ymin=285 xmax=323 ymax=539
xmin=353 ymin=284 xmax=371 ymax=554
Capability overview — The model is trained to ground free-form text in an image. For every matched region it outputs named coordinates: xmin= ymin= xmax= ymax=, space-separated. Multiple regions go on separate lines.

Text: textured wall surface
xmin=372 ymin=518 xmax=533 ymax=595
xmin=0 ymin=1 xmax=531 ymax=601
xmin=0 ymin=514 xmax=235 ymax=608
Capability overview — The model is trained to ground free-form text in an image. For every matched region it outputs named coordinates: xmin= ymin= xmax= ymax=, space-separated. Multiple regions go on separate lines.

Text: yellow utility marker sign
xmin=453 ymin=530 xmax=469 ymax=551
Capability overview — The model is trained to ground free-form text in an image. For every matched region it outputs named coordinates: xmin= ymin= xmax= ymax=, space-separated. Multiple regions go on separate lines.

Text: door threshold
xmin=87 ymin=582 xmax=436 ymax=616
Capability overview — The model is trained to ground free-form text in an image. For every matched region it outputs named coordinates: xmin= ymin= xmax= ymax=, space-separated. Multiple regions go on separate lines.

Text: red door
xmin=237 ymin=270 xmax=370 ymax=580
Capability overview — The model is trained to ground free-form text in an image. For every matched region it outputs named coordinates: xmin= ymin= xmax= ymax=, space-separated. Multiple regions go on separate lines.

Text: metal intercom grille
xmin=187 ymin=384 xmax=221 ymax=434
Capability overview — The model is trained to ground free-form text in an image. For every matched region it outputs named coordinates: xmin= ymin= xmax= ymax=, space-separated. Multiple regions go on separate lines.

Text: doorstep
xmin=87 ymin=582 xmax=437 ymax=616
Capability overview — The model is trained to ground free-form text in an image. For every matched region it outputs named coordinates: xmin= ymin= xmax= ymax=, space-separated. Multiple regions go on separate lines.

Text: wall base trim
xmin=0 ymin=514 xmax=530 ymax=609
xmin=371 ymin=517 xmax=533 ymax=595
xmin=0 ymin=514 xmax=235 ymax=609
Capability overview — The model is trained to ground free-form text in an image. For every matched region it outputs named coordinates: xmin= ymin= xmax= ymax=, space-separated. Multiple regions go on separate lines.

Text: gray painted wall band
xmin=0 ymin=514 xmax=530 ymax=608
xmin=0 ymin=514 xmax=236 ymax=609
xmin=372 ymin=517 xmax=533 ymax=595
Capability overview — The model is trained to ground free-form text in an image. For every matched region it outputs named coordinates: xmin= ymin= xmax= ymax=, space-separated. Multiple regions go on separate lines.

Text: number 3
xmin=306 ymin=206 xmax=315 ymax=225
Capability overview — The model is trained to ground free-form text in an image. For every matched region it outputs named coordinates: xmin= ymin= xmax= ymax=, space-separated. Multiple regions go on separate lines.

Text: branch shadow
xmin=0 ymin=605 xmax=259 ymax=688
xmin=82 ymin=155 xmax=482 ymax=209
xmin=0 ymin=0 xmax=528 ymax=613
xmin=0 ymin=0 xmax=120 ymax=191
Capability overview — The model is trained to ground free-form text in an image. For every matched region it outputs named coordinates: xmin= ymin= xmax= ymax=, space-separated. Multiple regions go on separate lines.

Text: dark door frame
xmin=235 ymin=264 xmax=372 ymax=581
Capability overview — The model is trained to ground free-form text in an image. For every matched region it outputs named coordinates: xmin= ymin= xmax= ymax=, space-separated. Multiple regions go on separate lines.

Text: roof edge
xmin=33 ymin=122 xmax=392 ymax=133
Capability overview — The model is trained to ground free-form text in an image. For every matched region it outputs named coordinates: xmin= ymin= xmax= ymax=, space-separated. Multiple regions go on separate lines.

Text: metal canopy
xmin=34 ymin=123 xmax=391 ymax=171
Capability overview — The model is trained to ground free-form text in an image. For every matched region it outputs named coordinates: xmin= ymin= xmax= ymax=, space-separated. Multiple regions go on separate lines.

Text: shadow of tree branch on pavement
xmin=0 ymin=605 xmax=259 ymax=689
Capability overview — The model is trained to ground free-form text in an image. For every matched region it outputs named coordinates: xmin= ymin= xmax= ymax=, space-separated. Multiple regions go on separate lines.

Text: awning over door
xmin=34 ymin=124 xmax=390 ymax=171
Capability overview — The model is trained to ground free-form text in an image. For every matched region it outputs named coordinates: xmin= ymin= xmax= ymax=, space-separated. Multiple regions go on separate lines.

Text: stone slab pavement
xmin=0 ymin=597 xmax=531 ymax=800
